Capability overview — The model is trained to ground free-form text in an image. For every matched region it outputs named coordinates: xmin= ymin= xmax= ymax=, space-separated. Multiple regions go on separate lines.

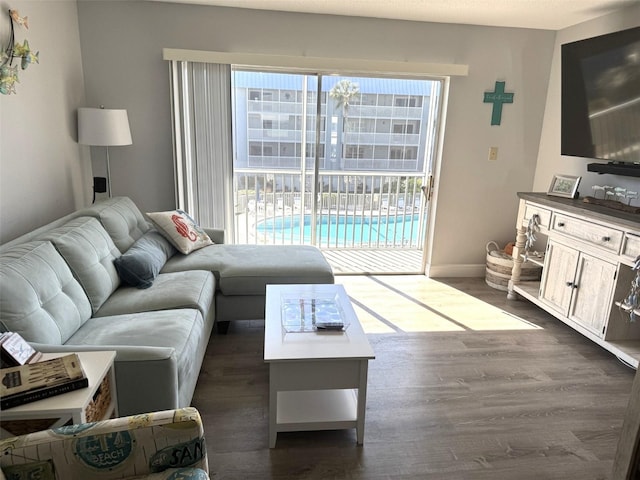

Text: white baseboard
xmin=427 ymin=264 xmax=486 ymax=278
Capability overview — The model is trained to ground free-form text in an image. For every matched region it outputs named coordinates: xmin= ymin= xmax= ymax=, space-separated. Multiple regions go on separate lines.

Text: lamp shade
xmin=78 ymin=108 xmax=132 ymax=146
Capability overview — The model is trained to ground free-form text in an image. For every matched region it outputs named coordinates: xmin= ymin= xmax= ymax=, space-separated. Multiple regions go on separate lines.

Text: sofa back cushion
xmin=0 ymin=242 xmax=92 ymax=344
xmin=78 ymin=196 xmax=151 ymax=252
xmin=42 ymin=217 xmax=121 ymax=314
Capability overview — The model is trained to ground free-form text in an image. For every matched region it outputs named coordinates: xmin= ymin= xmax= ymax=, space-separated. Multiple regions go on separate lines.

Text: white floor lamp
xmin=78 ymin=106 xmax=133 ymax=197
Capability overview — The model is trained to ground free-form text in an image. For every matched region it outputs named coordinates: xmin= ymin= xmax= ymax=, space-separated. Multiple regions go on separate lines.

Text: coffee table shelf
xmin=265 ymin=284 xmax=374 ymax=448
xmin=276 ymin=389 xmax=358 ymax=429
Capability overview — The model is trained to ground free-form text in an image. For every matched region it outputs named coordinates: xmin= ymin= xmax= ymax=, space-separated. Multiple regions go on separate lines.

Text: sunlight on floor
xmin=338 ymin=275 xmax=543 ymax=334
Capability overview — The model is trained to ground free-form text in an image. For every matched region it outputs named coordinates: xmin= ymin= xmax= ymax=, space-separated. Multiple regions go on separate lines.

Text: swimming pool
xmin=256 ymin=213 xmax=423 ymax=247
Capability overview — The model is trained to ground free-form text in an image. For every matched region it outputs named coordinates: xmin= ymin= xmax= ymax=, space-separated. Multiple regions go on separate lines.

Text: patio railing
xmin=233 ymin=169 xmax=427 ymax=249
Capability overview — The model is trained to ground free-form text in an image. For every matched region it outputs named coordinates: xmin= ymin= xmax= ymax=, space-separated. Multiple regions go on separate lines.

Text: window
xmin=392 ymin=123 xmax=415 ymax=134
xmin=405 ymin=147 xmax=417 ymax=159
xmin=346 ymin=146 xmax=364 ymax=159
xmin=390 ymin=147 xmax=403 ymax=159
xmin=249 ymin=143 xmax=262 ymax=156
xmin=280 ymin=143 xmax=295 ymax=157
xmin=360 ymin=94 xmax=377 ymax=106
xmin=375 ymin=119 xmax=390 ymax=133
xmin=263 ymin=90 xmax=275 ymax=101
xmin=263 ymin=143 xmax=277 ymax=156
xmin=374 ymin=146 xmax=389 ymax=159
xmin=395 ymin=96 xmax=408 ymax=107
xmin=280 ymin=90 xmax=295 ymax=102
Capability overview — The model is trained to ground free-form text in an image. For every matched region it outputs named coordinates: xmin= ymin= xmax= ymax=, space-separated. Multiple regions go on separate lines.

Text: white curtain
xmin=168 ymin=61 xmax=234 ymax=236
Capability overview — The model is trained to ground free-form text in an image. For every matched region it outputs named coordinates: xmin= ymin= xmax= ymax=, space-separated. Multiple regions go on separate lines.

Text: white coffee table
xmin=264 ymin=284 xmax=375 ymax=448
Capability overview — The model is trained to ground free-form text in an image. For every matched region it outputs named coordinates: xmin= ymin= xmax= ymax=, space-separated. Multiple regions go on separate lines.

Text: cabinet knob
xmin=566 ymin=281 xmax=573 ymax=287
xmin=602 ymin=236 xmax=610 ymax=242
xmin=558 ymin=222 xmax=566 ymax=227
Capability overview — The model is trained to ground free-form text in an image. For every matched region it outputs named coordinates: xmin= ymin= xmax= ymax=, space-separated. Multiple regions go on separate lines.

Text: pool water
xmin=256 ymin=214 xmax=422 ymax=246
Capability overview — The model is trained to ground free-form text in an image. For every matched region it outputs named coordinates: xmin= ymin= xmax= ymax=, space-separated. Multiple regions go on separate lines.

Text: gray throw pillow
xmin=113 ymin=230 xmax=177 ymax=289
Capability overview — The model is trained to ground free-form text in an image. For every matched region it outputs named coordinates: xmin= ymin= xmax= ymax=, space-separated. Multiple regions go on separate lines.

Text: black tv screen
xmin=561 ymin=27 xmax=640 ymax=164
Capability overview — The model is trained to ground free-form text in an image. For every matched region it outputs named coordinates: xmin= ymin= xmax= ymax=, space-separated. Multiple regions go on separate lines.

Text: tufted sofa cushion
xmin=0 ymin=242 xmax=92 ymax=344
xmin=41 ymin=217 xmax=121 ymax=314
xmin=78 ymin=196 xmax=152 ymax=252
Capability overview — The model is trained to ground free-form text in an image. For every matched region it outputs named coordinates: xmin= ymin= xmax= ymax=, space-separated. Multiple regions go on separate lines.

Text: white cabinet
xmin=540 ymin=240 xmax=616 ymax=337
xmin=509 ymin=193 xmax=640 ymax=367
xmin=568 ymin=252 xmax=617 ymax=336
xmin=539 ymin=240 xmax=579 ymax=315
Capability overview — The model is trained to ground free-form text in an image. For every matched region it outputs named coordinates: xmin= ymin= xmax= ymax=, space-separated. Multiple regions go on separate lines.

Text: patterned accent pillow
xmin=146 ymin=210 xmax=214 ymax=255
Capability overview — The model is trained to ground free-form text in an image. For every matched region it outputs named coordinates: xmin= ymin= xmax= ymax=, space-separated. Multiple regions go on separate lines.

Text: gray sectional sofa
xmin=0 ymin=197 xmax=334 ymax=415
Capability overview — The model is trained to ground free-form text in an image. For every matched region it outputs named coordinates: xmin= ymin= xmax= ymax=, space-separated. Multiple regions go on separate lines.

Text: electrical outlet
xmin=488 ymin=147 xmax=498 ymax=161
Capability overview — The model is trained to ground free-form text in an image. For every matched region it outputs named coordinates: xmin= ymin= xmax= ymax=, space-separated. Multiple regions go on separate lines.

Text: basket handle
xmin=486 ymin=241 xmax=501 ymax=254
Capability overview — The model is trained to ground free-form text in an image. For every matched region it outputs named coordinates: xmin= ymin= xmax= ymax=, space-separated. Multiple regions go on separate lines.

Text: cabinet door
xmin=540 ymin=241 xmax=579 ymax=314
xmin=568 ymin=253 xmax=616 ymax=337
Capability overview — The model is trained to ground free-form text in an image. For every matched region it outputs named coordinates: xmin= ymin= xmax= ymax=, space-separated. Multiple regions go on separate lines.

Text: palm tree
xmin=329 ymin=80 xmax=360 ymax=186
xmin=329 ymin=79 xmax=360 ymax=117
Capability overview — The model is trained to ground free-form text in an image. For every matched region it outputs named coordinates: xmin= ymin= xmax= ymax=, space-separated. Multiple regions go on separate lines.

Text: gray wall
xmin=534 ymin=4 xmax=640 ymax=196
xmin=76 ymin=1 xmax=555 ymax=273
xmin=0 ymin=0 xmax=90 ymax=244
xmin=1 ymin=1 xmax=636 ymax=272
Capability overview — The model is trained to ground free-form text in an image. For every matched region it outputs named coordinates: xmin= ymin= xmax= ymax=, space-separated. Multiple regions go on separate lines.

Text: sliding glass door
xmin=231 ymin=69 xmax=442 ymax=263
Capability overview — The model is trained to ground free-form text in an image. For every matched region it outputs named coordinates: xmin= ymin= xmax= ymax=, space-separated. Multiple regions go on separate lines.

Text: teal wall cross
xmin=483 ymin=81 xmax=514 ymax=125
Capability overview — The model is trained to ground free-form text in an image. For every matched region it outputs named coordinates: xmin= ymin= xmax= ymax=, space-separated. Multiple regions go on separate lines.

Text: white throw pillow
xmin=146 ymin=210 xmax=213 ymax=254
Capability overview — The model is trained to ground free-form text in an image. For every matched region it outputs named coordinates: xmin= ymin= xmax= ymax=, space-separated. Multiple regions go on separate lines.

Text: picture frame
xmin=0 ymin=332 xmax=42 ymax=367
xmin=547 ymin=174 xmax=581 ymax=199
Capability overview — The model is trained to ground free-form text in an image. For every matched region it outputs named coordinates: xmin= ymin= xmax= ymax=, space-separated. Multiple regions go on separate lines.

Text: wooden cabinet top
xmin=518 ymin=192 xmax=640 ymax=231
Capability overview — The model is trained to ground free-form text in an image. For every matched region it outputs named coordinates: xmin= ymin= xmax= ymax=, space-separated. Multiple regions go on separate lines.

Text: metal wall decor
xmin=1 ymin=9 xmax=39 ymax=95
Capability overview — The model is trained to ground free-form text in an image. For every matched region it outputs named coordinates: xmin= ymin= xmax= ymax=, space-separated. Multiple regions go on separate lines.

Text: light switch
xmin=488 ymin=147 xmax=498 ymax=161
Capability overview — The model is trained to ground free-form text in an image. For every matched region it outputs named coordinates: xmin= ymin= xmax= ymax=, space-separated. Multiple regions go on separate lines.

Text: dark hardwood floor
xmin=192 ymin=276 xmax=635 ymax=479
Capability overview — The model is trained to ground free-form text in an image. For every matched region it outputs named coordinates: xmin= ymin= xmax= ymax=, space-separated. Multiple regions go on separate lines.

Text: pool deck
xmin=236 ymin=211 xmax=425 ymax=274
xmin=321 ymin=248 xmax=424 ymax=275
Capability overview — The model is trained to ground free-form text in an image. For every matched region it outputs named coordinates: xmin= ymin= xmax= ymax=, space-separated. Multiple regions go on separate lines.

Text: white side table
xmin=1 ymin=351 xmax=118 ymax=438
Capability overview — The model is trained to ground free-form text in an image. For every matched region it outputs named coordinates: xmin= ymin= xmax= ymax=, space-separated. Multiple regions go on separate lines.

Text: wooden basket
xmin=85 ymin=375 xmax=111 ymax=422
xmin=1 ymin=417 xmax=60 ymax=437
xmin=485 ymin=241 xmax=541 ymax=291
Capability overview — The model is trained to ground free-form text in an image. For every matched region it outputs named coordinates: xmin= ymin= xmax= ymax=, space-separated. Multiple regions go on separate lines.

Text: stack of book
xmin=1 ymin=347 xmax=88 ymax=409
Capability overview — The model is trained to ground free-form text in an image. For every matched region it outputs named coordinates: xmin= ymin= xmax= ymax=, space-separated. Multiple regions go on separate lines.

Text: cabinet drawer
xmin=622 ymin=232 xmax=640 ymax=261
xmin=551 ymin=214 xmax=623 ymax=253
xmin=523 ymin=204 xmax=552 ymax=229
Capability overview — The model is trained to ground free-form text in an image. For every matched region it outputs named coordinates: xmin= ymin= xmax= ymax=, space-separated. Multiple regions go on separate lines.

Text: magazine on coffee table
xmin=281 ymin=293 xmax=350 ymax=332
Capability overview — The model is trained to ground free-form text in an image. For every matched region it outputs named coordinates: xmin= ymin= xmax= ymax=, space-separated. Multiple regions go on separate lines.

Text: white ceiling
xmin=149 ymin=0 xmax=638 ymax=30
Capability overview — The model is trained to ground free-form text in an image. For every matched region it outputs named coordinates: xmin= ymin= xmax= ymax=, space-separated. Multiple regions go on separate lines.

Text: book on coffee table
xmin=1 ymin=353 xmax=89 ymax=409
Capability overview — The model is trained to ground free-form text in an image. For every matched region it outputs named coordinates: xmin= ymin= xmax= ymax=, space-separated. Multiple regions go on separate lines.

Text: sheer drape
xmin=168 ymin=61 xmax=234 ymax=236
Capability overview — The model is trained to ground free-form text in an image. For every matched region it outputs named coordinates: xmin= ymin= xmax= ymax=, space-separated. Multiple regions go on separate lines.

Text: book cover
xmin=1 ymin=353 xmax=88 ymax=409
xmin=1 ymin=376 xmax=89 ymax=409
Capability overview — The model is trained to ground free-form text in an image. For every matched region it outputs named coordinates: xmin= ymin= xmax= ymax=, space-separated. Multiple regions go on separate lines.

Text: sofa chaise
xmin=0 ymin=197 xmax=334 ymax=415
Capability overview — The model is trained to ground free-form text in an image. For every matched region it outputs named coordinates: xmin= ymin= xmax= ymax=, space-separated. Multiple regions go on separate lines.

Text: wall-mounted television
xmin=561 ymin=26 xmax=640 ymax=176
